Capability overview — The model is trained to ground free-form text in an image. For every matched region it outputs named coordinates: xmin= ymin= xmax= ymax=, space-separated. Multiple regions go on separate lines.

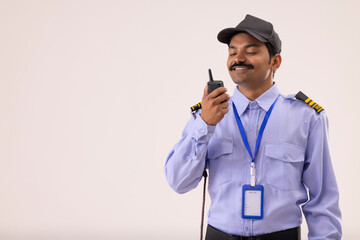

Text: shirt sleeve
xmin=164 ymin=112 xmax=216 ymax=194
xmin=302 ymin=113 xmax=342 ymax=239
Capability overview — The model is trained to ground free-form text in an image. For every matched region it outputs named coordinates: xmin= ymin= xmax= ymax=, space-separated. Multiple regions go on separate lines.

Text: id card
xmin=242 ymin=184 xmax=264 ymax=219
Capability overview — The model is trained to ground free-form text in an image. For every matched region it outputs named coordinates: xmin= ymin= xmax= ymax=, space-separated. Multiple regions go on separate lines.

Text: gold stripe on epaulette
xmin=305 ymin=98 xmax=324 ymax=113
xmin=190 ymin=102 xmax=202 ymax=113
xmin=295 ymin=91 xmax=324 ymax=114
xmin=309 ymin=100 xmax=323 ymax=113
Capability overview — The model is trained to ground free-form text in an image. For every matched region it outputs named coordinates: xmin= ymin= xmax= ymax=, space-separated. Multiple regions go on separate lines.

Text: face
xmin=227 ymin=33 xmax=275 ymax=88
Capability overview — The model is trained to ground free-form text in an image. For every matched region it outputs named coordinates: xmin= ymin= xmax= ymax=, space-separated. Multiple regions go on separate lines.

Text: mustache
xmin=229 ymin=62 xmax=254 ymax=71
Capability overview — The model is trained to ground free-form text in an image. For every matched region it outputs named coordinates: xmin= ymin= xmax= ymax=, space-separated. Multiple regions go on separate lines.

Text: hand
xmin=200 ymin=85 xmax=230 ymax=126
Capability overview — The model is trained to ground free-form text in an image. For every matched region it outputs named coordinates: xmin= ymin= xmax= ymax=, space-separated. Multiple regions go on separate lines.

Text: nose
xmin=233 ymin=51 xmax=246 ymax=63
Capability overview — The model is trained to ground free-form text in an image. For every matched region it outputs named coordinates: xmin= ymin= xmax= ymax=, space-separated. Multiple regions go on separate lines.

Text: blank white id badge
xmin=242 ymin=184 xmax=264 ymax=219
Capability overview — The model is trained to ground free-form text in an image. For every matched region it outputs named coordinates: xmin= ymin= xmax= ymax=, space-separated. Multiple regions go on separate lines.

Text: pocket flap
xmin=265 ymin=143 xmax=305 ymax=163
xmin=208 ymin=138 xmax=233 ymax=159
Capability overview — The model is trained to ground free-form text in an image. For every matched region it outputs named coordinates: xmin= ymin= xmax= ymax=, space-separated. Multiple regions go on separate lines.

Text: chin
xmin=231 ymin=76 xmax=248 ymax=85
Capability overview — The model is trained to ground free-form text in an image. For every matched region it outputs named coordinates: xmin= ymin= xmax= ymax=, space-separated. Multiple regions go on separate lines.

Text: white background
xmin=0 ymin=0 xmax=359 ymax=239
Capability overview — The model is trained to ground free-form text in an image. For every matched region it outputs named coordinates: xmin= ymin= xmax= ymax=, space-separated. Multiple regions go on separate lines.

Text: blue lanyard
xmin=232 ymin=97 xmax=278 ymax=163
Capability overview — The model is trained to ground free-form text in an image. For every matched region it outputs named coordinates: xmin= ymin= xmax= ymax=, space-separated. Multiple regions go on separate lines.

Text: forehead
xmin=229 ymin=32 xmax=266 ymax=48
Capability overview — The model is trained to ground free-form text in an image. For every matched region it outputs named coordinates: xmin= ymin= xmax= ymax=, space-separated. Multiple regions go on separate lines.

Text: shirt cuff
xmin=192 ymin=115 xmax=216 ymax=142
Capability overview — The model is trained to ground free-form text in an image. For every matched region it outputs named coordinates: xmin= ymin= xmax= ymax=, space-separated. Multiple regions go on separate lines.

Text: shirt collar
xmin=231 ymin=83 xmax=280 ymax=116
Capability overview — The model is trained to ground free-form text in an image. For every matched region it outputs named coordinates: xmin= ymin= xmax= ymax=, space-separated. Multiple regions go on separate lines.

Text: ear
xmin=271 ymin=54 xmax=282 ymax=71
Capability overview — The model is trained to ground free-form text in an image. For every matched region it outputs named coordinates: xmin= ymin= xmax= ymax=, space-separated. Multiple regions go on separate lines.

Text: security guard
xmin=165 ymin=15 xmax=342 ymax=240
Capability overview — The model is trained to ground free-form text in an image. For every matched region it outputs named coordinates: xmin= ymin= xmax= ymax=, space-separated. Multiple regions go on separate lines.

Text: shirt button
xmin=283 ymin=154 xmax=288 ymax=160
xmin=245 ymin=227 xmax=249 ymax=231
xmin=250 ymin=126 xmax=254 ymax=130
xmin=199 ymin=129 xmax=206 ymax=134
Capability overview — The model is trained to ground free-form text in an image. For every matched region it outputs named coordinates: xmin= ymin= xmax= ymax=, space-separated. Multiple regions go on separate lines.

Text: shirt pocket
xmin=207 ymin=138 xmax=233 ymax=189
xmin=264 ymin=143 xmax=305 ymax=191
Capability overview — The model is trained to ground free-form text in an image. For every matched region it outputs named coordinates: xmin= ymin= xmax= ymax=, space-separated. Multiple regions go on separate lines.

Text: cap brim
xmin=217 ymin=28 xmax=268 ymax=44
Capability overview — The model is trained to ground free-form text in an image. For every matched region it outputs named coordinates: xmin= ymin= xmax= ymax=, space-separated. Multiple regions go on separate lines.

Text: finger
xmin=220 ymin=101 xmax=229 ymax=109
xmin=222 ymin=107 xmax=230 ymax=114
xmin=214 ymin=93 xmax=230 ymax=104
xmin=208 ymin=87 xmax=227 ymax=98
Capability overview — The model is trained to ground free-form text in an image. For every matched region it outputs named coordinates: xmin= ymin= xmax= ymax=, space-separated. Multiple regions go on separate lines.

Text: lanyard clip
xmin=250 ymin=162 xmax=256 ymax=187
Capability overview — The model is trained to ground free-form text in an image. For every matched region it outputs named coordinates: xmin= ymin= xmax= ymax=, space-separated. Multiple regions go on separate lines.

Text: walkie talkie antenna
xmin=208 ymin=69 xmax=214 ymax=82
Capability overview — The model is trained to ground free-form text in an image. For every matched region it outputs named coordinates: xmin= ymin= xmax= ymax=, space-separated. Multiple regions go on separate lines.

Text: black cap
xmin=217 ymin=14 xmax=282 ymax=54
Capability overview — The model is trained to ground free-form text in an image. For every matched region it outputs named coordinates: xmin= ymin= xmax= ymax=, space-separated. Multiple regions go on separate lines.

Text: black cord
xmin=200 ymin=170 xmax=208 ymax=240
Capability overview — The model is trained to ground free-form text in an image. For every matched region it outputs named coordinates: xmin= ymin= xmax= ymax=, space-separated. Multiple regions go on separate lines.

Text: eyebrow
xmin=228 ymin=44 xmax=260 ymax=49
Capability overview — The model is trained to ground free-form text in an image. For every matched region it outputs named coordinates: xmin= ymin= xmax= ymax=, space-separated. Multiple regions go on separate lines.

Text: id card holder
xmin=242 ymin=184 xmax=264 ymax=219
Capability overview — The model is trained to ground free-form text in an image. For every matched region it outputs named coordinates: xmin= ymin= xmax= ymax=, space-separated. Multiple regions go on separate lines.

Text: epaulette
xmin=190 ymin=102 xmax=202 ymax=113
xmin=295 ymin=91 xmax=324 ymax=113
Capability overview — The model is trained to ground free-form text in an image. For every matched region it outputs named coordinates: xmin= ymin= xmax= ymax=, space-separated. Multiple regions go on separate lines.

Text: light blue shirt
xmin=165 ymin=84 xmax=342 ymax=239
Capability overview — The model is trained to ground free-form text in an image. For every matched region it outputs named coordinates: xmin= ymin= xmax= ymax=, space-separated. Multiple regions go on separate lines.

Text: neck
xmin=237 ymin=80 xmax=274 ymax=101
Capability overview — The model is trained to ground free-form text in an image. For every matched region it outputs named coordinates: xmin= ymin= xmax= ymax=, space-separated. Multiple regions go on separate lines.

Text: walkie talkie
xmin=190 ymin=69 xmax=224 ymax=113
xmin=207 ymin=68 xmax=224 ymax=93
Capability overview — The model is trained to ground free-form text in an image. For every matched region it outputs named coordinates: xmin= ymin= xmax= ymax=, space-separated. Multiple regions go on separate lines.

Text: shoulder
xmin=281 ymin=91 xmax=325 ymax=115
xmin=277 ymin=91 xmax=328 ymax=131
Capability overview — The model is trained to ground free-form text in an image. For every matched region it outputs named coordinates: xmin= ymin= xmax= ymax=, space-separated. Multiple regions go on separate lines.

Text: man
xmin=165 ymin=14 xmax=342 ymax=240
